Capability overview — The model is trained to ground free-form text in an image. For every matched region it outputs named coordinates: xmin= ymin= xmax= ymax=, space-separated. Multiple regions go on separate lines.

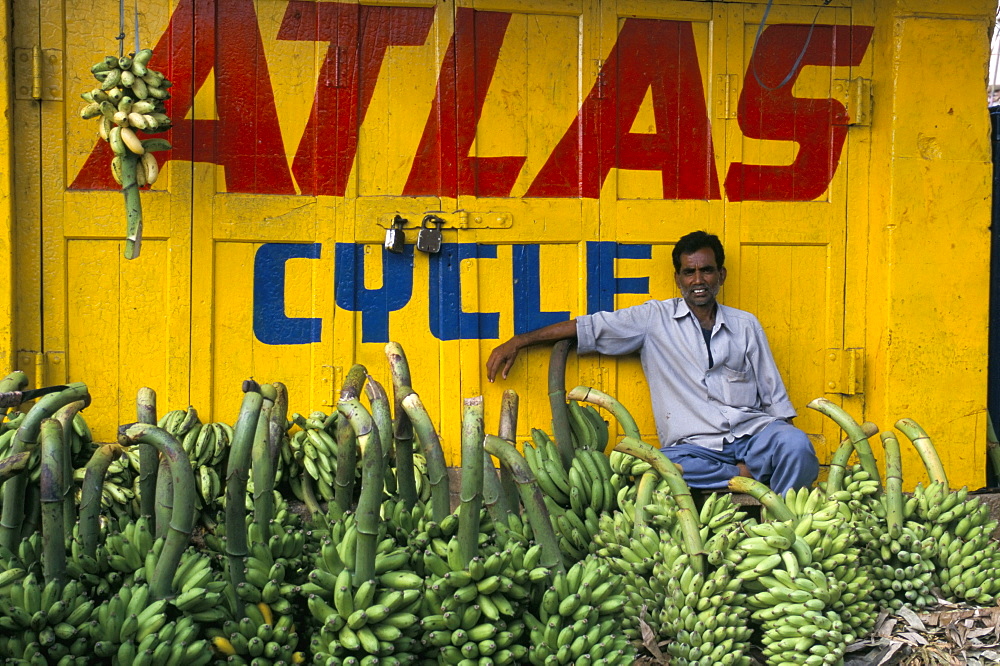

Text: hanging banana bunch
xmin=79 ymin=48 xmax=172 ymax=259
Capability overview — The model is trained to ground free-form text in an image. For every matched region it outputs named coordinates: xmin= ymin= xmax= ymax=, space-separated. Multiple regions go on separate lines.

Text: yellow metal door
xmin=724 ymin=1 xmax=874 ymax=462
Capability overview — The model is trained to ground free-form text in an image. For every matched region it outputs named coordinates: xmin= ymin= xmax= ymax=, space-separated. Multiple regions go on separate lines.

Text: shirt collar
xmin=673 ymin=298 xmax=729 ymax=331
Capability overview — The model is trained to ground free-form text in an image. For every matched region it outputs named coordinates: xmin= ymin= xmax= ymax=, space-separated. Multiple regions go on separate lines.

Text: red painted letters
xmin=403 ymin=9 xmax=526 ymax=198
xmin=279 ymin=3 xmax=434 ymax=197
xmin=724 ymin=24 xmax=875 ymax=202
xmin=71 ymin=0 xmax=294 ymax=193
xmin=525 ymin=19 xmax=720 ymax=200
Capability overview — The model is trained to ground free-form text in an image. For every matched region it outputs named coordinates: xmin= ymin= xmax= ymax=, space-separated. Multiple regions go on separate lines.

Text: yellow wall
xmin=3 ymin=0 xmax=995 ymax=489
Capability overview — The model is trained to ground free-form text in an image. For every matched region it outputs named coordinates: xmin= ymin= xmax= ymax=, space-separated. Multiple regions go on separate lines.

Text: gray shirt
xmin=575 ymin=298 xmax=796 ymax=451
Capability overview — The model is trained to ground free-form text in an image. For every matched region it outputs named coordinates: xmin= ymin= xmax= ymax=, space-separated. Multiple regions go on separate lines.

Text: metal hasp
xmin=416 ymin=214 xmax=445 ymax=253
xmin=825 ymin=349 xmax=864 ymax=395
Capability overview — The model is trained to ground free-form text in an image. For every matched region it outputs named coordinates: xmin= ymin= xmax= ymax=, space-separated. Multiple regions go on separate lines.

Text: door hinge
xmin=715 ymin=74 xmax=738 ymax=119
xmin=834 ymin=77 xmax=872 ymax=126
xmin=14 ymin=46 xmax=63 ymax=101
xmin=825 ymin=348 xmax=864 ymax=395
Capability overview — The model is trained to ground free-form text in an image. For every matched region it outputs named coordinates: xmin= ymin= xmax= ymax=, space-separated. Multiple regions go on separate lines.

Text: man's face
xmin=675 ymin=247 xmax=726 ymax=309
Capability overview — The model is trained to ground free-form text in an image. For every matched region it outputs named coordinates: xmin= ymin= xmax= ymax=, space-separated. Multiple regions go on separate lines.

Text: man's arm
xmin=486 ymin=319 xmax=578 ymax=382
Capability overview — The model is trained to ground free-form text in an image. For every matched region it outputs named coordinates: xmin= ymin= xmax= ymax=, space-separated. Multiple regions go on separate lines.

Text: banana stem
xmin=881 ymin=431 xmax=904 ymax=539
xmin=118 ymin=423 xmax=196 ymax=601
xmin=40 ymin=419 xmax=66 ymax=586
xmin=548 ymin=340 xmax=576 ymax=470
xmin=268 ymin=383 xmax=289 ymax=474
xmin=79 ymin=444 xmax=124 ymax=559
xmin=154 ymin=452 xmax=172 ymax=539
xmin=633 ymin=471 xmax=658 ymax=533
xmin=53 ymin=400 xmax=86 ymax=541
xmin=402 ymin=392 xmax=451 ymax=522
xmin=457 ymin=397 xmax=485 ymax=568
xmin=251 ymin=394 xmax=275 ymax=540
xmin=0 ymin=383 xmax=91 ymax=552
xmin=0 ymin=452 xmax=28 ymax=484
xmin=618 ymin=436 xmax=703 ymax=572
xmin=335 ymin=415 xmax=358 ymax=516
xmin=496 ymin=390 xmax=521 ymax=516
xmin=365 ymin=377 xmax=394 ymax=494
xmin=339 ymin=398 xmax=384 ymax=584
xmin=566 ymin=386 xmax=640 ymax=440
xmin=386 ymin=344 xmax=418 ymax=508
xmin=0 ymin=371 xmax=28 ymax=420
xmin=300 ymin=466 xmax=322 ymax=521
xmin=483 ymin=434 xmax=564 ymax=573
xmin=894 ymin=418 xmax=948 ymax=487
xmin=340 ymin=364 xmax=369 ymax=401
xmin=825 ymin=421 xmax=879 ymax=492
xmin=807 ymin=398 xmax=883 ymax=494
xmin=223 ymin=381 xmax=263 ymax=614
xmin=135 ymin=387 xmax=158 ymax=521
xmin=727 ymin=476 xmax=795 ymax=521
xmin=122 ymin=151 xmax=143 ymax=259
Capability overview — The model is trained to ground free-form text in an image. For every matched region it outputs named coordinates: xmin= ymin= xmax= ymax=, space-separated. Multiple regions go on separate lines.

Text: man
xmin=486 ymin=230 xmax=818 ymax=494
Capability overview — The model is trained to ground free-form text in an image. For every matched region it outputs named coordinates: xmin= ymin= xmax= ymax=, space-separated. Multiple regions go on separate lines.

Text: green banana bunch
xmin=305 ymin=517 xmax=425 ymax=662
xmin=289 ymin=421 xmax=340 ymax=503
xmin=208 ymin=602 xmax=304 ymax=665
xmin=565 ymin=399 xmax=610 ymax=454
xmin=591 ymin=510 xmax=660 ymax=575
xmin=608 ymin=449 xmax=653 ymax=503
xmin=161 ymin=547 xmax=232 ymax=624
xmin=81 ymin=50 xmax=173 ymax=186
xmin=525 ymin=555 xmax=632 ymax=665
xmin=420 ymin=537 xmax=531 ymax=666
xmin=103 ymin=514 xmax=155 ymax=577
xmin=91 ymin=610 xmax=213 ymax=666
xmin=234 ymin=522 xmax=309 ymax=618
xmin=914 ymin=482 xmax=1000 ymax=605
xmin=0 ymin=575 xmax=95 ymax=662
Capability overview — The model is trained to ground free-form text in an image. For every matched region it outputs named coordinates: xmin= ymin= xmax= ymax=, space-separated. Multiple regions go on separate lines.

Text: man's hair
xmin=672 ymin=231 xmax=725 ymax=272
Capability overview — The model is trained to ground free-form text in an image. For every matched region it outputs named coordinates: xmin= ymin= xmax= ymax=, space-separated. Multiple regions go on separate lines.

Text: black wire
xmin=750 ymin=0 xmax=834 ymax=92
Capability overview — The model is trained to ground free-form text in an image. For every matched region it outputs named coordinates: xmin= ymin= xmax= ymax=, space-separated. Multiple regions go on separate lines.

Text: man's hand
xmin=485 ymin=319 xmax=579 ymax=383
xmin=487 ymin=337 xmax=521 ymax=382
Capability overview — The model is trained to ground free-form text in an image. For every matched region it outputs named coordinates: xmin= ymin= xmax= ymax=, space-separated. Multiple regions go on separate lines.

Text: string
xmin=750 ymin=0 xmax=834 ymax=92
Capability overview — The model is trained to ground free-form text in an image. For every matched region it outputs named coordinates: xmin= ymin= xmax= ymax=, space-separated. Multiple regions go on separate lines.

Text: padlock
xmin=416 ymin=214 xmax=445 ymax=253
xmin=385 ymin=214 xmax=408 ymax=254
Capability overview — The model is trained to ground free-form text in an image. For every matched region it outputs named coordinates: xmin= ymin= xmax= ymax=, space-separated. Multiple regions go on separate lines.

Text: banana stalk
xmin=39 ymin=418 xmax=66 ymax=586
xmin=807 ymin=398 xmax=883 ymax=494
xmin=339 ymin=397 xmax=384 ymax=583
xmin=334 ymin=415 xmax=358 ymax=517
xmin=53 ymin=399 xmax=87 ymax=540
xmin=340 ymin=364 xmax=369 ymax=401
xmin=548 ymin=339 xmax=576 ymax=470
xmin=122 ymin=151 xmax=143 ymax=259
xmin=154 ymin=452 xmax=172 ymax=539
xmin=268 ymin=382 xmax=289 ymax=474
xmin=825 ymin=421 xmax=879 ymax=493
xmin=0 ymin=383 xmax=91 ymax=552
xmin=484 ymin=434 xmax=564 ymax=573
xmin=402 ymin=392 xmax=450 ymax=522
xmin=618 ymin=436 xmax=703 ymax=572
xmin=633 ymin=470 xmax=659 ymax=533
xmin=79 ymin=444 xmax=124 ymax=557
xmin=0 ymin=370 xmax=28 ymax=419
xmin=457 ymin=397 xmax=485 ymax=567
xmin=481 ymin=444 xmax=505 ymax=530
xmin=251 ymin=388 xmax=275 ymax=539
xmin=136 ymin=387 xmax=159 ymax=520
xmin=117 ymin=423 xmax=196 ymax=600
xmin=497 ymin=389 xmax=521 ymax=515
xmin=881 ymin=431 xmax=904 ymax=539
xmin=566 ymin=385 xmax=640 ymax=443
xmin=365 ymin=377 xmax=395 ymax=494
xmin=224 ymin=381 xmax=264 ymax=613
xmin=894 ymin=418 xmax=948 ymax=487
xmin=387 ymin=343 xmax=418 ymax=508
xmin=0 ymin=452 xmax=28 ymax=483
xmin=726 ymin=476 xmax=795 ymax=521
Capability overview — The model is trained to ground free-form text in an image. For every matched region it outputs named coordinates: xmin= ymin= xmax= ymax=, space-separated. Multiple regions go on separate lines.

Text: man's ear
xmin=719 ymin=266 xmax=727 ymax=284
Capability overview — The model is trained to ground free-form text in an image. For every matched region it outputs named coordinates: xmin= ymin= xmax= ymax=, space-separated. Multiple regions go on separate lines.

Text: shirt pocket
xmin=722 ymin=366 xmax=758 ymax=408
